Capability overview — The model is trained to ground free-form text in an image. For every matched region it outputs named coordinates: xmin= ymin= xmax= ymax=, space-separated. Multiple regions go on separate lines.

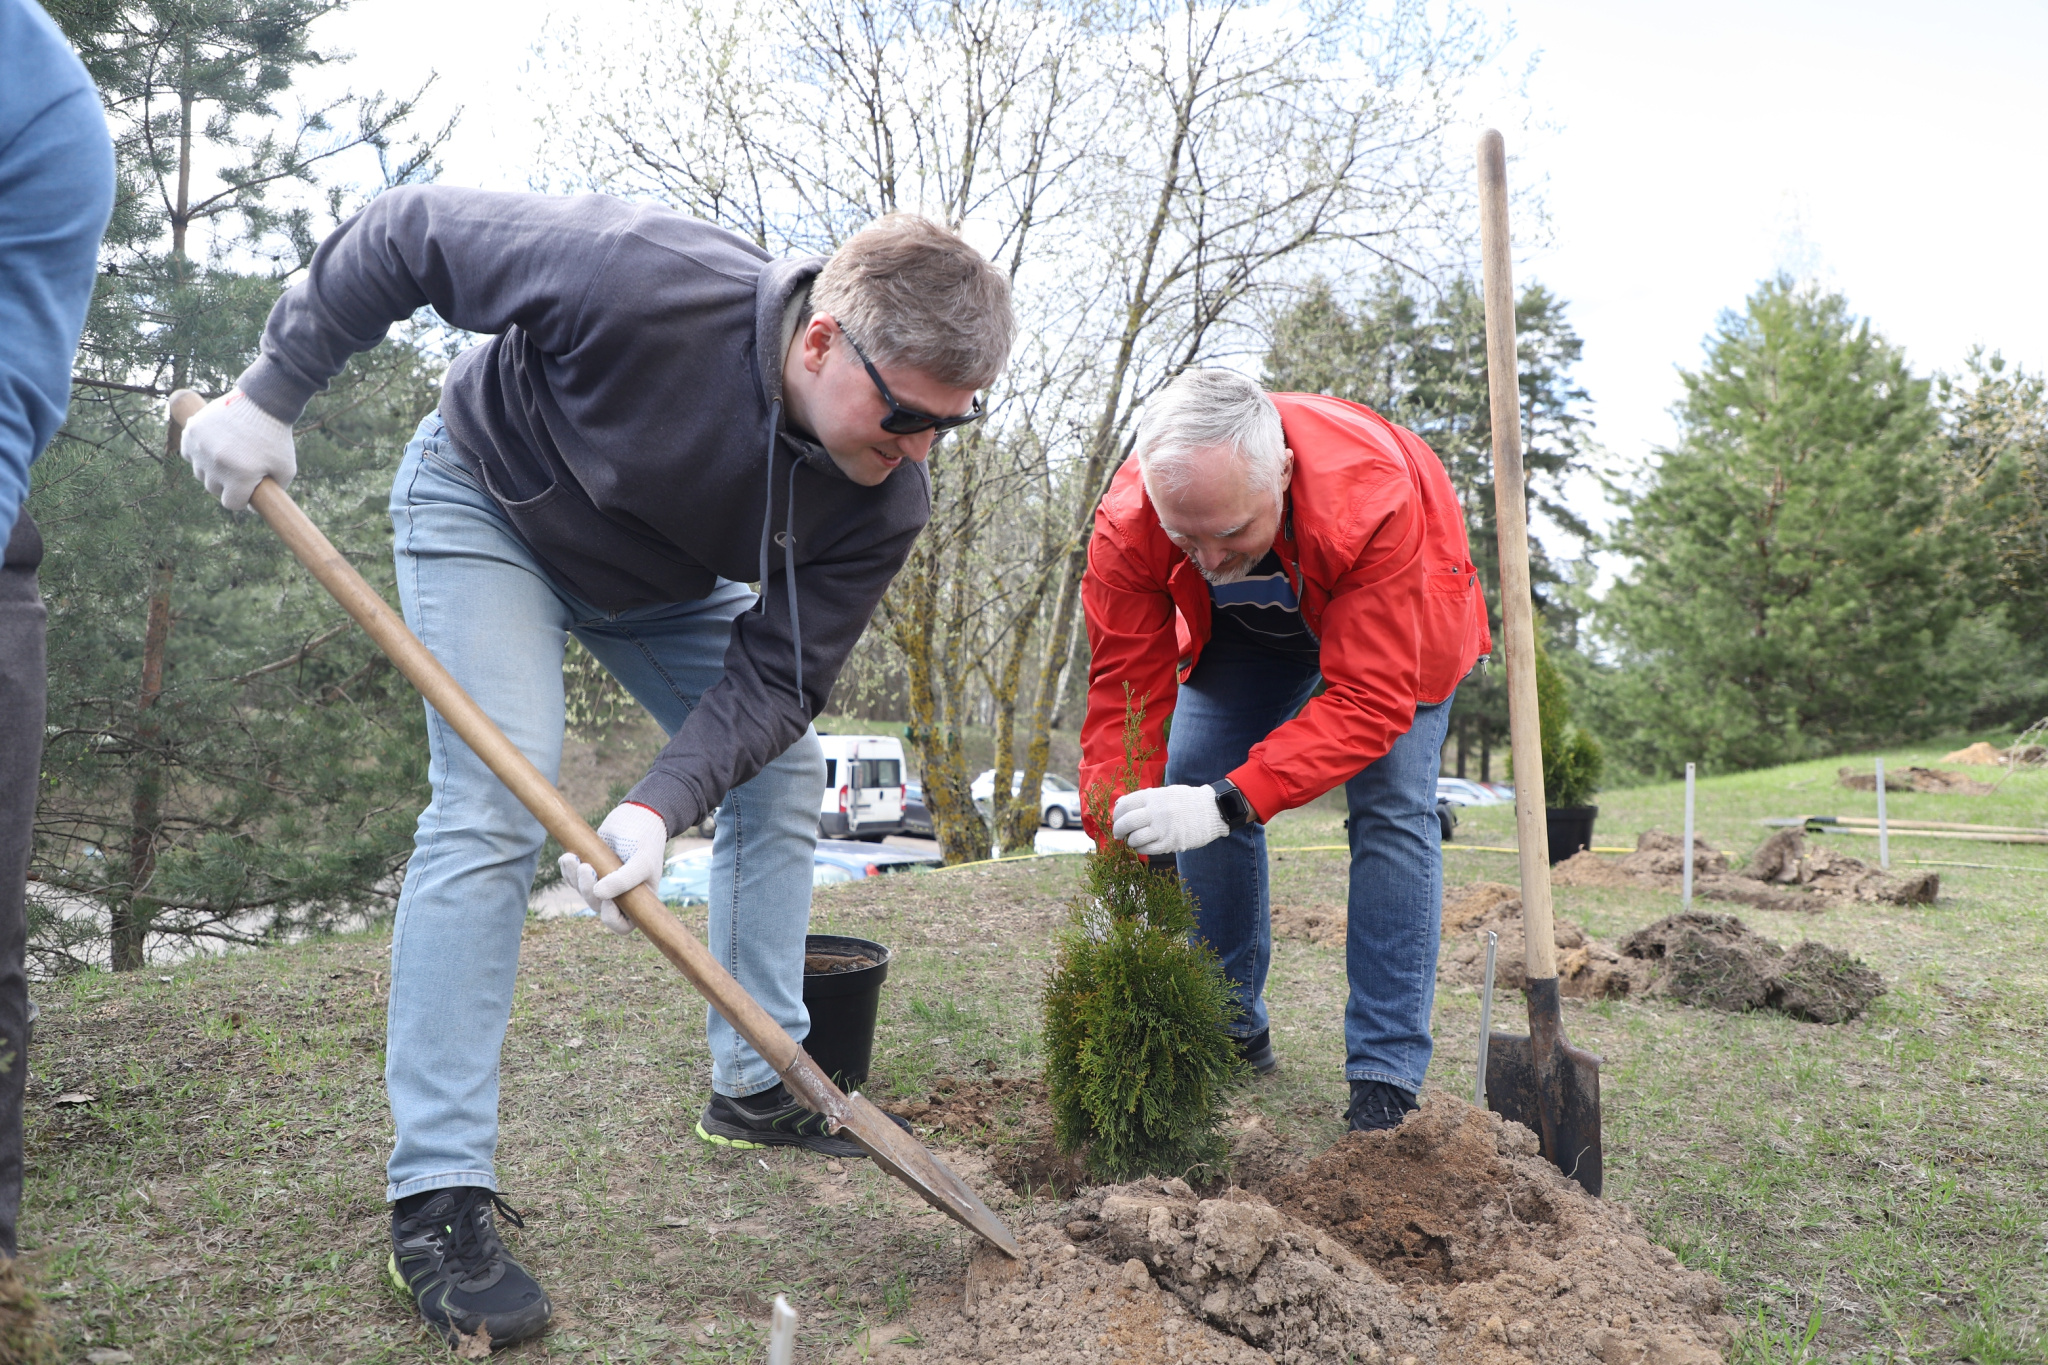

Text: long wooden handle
xmin=168 ymin=392 xmax=805 ymax=1078
xmin=1476 ymin=131 xmax=1558 ymax=981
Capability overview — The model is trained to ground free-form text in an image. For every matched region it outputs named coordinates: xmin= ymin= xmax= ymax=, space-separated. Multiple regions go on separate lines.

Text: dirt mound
xmin=872 ymin=1096 xmax=1736 ymax=1365
xmin=1745 ymin=829 xmax=1938 ymax=904
xmin=1618 ymin=912 xmax=1885 ymax=1022
xmin=1837 ymin=764 xmax=1993 ymax=795
xmin=1439 ymin=890 xmax=1648 ymax=1001
xmin=1270 ymin=901 xmax=1346 ymax=950
xmin=1944 ymin=741 xmax=2007 ymax=765
xmin=1553 ymin=830 xmax=1935 ymax=910
xmin=870 ymin=1098 xmax=1735 ymax=1364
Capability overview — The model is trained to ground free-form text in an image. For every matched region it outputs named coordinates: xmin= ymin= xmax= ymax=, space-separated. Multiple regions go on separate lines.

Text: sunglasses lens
xmin=880 ymin=412 xmax=939 ymax=436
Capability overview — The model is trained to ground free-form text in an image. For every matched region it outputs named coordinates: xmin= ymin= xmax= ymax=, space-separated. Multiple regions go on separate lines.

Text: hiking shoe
xmin=388 ymin=1187 xmax=551 ymax=1350
xmin=1346 ymin=1079 xmax=1419 ymax=1133
xmin=1234 ymin=1028 xmax=1278 ymax=1075
xmin=696 ymin=1083 xmax=911 ymax=1158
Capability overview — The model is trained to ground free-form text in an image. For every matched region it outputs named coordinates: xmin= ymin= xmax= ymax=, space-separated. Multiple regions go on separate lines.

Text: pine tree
xmin=29 ymin=1 xmax=451 ymax=971
xmin=1043 ymin=690 xmax=1243 ymax=1180
xmin=1264 ymin=272 xmax=1594 ymax=784
xmin=1596 ymin=278 xmax=1965 ymax=775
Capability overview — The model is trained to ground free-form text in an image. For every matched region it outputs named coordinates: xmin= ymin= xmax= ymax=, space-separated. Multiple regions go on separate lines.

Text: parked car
xmin=816 ymin=734 xmax=907 ymax=841
xmin=900 ymin=782 xmax=935 ymax=838
xmin=970 ymin=769 xmax=1085 ymax=829
xmin=1481 ymin=782 xmax=1515 ymax=802
xmin=658 ymin=839 xmax=940 ymax=906
xmin=1435 ymin=776 xmax=1505 ymax=806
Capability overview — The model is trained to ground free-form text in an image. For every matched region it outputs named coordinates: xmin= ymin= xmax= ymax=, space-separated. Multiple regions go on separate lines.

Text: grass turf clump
xmin=1043 ymin=689 xmax=1244 ymax=1180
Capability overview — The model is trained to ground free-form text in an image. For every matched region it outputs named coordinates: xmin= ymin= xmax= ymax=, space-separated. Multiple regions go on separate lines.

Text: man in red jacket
xmin=1081 ymin=369 xmax=1489 ymax=1130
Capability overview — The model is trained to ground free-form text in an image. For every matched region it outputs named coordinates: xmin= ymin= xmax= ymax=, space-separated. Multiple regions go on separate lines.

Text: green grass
xmin=19 ymin=744 xmax=2047 ymax=1361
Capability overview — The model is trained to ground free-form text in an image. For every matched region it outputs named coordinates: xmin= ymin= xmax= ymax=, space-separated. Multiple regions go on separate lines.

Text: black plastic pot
xmin=1545 ymin=805 xmax=1599 ymax=863
xmin=801 ymin=933 xmax=893 ymax=1090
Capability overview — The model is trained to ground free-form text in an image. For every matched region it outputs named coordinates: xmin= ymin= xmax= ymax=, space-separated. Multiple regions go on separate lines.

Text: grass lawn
xmin=18 ymin=744 xmax=2047 ymax=1362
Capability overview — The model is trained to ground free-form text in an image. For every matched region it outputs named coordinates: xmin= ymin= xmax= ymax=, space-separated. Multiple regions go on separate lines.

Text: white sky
xmin=303 ymin=0 xmax=2048 ymax=544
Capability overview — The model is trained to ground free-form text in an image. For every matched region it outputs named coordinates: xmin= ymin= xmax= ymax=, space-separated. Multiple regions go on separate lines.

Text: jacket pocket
xmin=1418 ymin=567 xmax=1481 ymax=703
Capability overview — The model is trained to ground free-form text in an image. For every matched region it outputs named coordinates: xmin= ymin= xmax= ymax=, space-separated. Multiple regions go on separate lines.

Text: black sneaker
xmin=388 ymin=1187 xmax=551 ymax=1350
xmin=695 ymin=1083 xmax=911 ymax=1158
xmin=1234 ymin=1029 xmax=1278 ymax=1075
xmin=1346 ymin=1079 xmax=1419 ymax=1132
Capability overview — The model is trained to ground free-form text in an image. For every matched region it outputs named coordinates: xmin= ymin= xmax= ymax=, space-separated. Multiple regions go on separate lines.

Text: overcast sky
xmin=306 ymin=0 xmax=2048 ymax=542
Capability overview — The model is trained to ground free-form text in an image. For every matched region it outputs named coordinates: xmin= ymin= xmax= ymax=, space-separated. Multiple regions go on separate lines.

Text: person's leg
xmin=1161 ymin=629 xmax=1322 ymax=1041
xmin=1342 ymin=690 xmax=1456 ymax=1095
xmin=0 ymin=513 xmax=46 ymax=1256
xmin=575 ymin=596 xmax=823 ymax=1099
xmin=384 ymin=416 xmax=577 ymax=1202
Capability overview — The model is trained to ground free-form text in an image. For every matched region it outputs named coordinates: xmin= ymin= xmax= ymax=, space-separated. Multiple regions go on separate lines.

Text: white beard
xmin=1196 ymin=551 xmax=1256 ymax=586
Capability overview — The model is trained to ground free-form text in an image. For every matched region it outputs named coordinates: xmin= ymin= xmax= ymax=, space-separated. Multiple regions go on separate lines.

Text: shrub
xmin=1043 ymin=688 xmax=1244 ymax=1179
xmin=1534 ymin=640 xmax=1604 ymax=808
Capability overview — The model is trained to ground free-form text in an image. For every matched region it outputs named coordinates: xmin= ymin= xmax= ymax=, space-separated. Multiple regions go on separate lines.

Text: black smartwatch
xmin=1209 ymin=778 xmax=1256 ymax=830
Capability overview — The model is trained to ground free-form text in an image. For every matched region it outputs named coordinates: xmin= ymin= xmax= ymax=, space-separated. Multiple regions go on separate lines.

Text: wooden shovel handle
xmin=1475 ymin=132 xmax=1559 ymax=981
xmin=167 ymin=392 xmax=810 ymax=1084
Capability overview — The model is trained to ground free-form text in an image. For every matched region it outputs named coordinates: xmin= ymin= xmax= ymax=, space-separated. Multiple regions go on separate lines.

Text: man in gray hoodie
xmin=180 ymin=188 xmax=1012 ymax=1350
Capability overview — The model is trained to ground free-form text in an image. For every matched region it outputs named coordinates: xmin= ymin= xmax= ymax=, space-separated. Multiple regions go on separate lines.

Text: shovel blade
xmin=781 ymin=1051 xmax=1023 ymax=1258
xmin=1483 ymin=980 xmax=1603 ymax=1196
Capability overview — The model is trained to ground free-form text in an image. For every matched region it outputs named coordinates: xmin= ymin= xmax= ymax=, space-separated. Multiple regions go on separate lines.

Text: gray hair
xmin=812 ymin=214 xmax=1015 ymax=390
xmin=1135 ymin=369 xmax=1286 ymax=499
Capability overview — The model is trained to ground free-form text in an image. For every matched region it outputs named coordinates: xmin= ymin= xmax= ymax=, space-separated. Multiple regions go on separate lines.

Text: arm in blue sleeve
xmin=0 ymin=83 xmax=116 ymax=534
xmin=236 ymin=186 xmax=633 ymax=423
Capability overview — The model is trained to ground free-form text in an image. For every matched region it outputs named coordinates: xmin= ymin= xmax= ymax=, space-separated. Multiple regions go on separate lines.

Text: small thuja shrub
xmin=1043 ymin=688 xmax=1244 ymax=1180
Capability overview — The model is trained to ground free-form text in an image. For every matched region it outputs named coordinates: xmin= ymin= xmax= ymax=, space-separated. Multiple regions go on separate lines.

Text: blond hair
xmin=811 ymin=214 xmax=1014 ymax=390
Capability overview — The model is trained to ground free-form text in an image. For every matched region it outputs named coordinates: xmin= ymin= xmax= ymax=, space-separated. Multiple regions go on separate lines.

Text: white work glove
xmin=180 ymin=389 xmax=297 ymax=511
xmin=558 ymin=801 xmax=669 ymax=936
xmin=1111 ymin=784 xmax=1229 ymax=856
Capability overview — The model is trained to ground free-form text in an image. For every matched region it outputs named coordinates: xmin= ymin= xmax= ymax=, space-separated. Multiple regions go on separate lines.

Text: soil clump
xmin=1270 ymin=901 xmax=1347 ymax=951
xmin=1437 ymin=883 xmax=1645 ymax=1001
xmin=803 ymin=951 xmax=879 ymax=974
xmin=1618 ymin=912 xmax=1885 ymax=1022
xmin=864 ymin=1096 xmax=1735 ymax=1364
xmin=1836 ymin=764 xmax=1992 ymax=795
xmin=1551 ymin=830 xmax=1936 ymax=909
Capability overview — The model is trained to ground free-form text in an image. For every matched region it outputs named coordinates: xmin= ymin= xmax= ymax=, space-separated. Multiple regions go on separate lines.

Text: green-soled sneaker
xmin=695 ymin=1082 xmax=913 ymax=1158
xmin=388 ymin=1186 xmax=551 ymax=1350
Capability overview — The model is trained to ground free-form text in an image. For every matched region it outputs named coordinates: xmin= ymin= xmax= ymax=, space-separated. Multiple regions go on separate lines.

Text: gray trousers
xmin=0 ymin=510 xmax=44 ymax=1256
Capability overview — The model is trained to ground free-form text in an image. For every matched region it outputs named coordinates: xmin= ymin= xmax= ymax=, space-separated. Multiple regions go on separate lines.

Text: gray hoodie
xmin=237 ymin=186 xmax=930 ymax=833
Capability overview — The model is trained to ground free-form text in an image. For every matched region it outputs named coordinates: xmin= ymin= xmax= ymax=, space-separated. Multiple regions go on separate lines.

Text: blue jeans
xmin=383 ymin=413 xmax=824 ymax=1201
xmin=1164 ymin=617 xmax=1453 ymax=1092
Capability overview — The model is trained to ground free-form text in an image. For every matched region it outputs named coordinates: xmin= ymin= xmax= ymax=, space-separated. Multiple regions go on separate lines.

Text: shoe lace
xmin=443 ymin=1190 xmax=527 ymax=1275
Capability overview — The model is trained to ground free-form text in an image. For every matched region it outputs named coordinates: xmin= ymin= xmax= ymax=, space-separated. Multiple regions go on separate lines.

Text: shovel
xmin=168 ymin=390 xmax=1023 ymax=1258
xmin=1471 ymin=133 xmax=1604 ymax=1196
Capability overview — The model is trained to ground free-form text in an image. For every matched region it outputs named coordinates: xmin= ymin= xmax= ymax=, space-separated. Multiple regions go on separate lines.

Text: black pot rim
xmin=802 ymin=932 xmax=892 ymax=1000
xmin=1544 ymin=804 xmax=1600 ymax=817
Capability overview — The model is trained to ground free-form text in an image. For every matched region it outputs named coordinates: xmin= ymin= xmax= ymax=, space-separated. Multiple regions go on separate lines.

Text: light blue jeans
xmin=383 ymin=413 xmax=823 ymax=1202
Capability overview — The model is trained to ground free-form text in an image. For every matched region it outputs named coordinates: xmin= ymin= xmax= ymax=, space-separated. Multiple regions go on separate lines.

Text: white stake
xmin=1475 ymin=929 xmax=1499 ymax=1108
xmin=1875 ymin=757 xmax=1889 ymax=870
xmin=768 ymin=1294 xmax=798 ymax=1365
xmin=1682 ymin=763 xmax=1696 ymax=908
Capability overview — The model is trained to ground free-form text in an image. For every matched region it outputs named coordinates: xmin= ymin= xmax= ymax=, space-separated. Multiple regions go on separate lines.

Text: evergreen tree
xmin=1044 ymin=691 xmax=1242 ymax=1180
xmin=1594 ymin=278 xmax=1965 ymax=775
xmin=1264 ymin=272 xmax=1594 ymax=782
xmin=28 ymin=1 xmax=450 ymax=970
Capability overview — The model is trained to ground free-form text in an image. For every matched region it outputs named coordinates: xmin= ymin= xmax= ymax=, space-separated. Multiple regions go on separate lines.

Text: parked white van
xmin=816 ymin=734 xmax=907 ymax=841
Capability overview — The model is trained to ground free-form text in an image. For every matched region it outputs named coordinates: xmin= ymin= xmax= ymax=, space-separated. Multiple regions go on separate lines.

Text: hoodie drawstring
xmin=757 ymin=397 xmax=808 ymax=715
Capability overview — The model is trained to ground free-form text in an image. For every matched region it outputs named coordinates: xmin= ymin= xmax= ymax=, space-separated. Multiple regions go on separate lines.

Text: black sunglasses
xmin=839 ymin=326 xmax=984 ymax=435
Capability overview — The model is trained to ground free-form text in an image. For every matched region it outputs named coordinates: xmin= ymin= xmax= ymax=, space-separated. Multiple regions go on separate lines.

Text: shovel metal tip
xmin=1483 ymin=980 xmax=1604 ymax=1197
xmin=842 ymin=1092 xmax=1025 ymax=1259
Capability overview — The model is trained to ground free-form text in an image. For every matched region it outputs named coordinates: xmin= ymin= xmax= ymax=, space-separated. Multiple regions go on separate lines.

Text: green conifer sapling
xmin=1042 ymin=687 xmax=1244 ymax=1179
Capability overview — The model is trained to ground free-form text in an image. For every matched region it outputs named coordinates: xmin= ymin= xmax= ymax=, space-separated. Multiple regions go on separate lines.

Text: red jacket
xmin=1079 ymin=392 xmax=1491 ymax=828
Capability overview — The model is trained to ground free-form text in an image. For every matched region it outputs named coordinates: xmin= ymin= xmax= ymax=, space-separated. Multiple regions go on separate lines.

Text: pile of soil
xmin=1837 ymin=764 xmax=1992 ymax=795
xmin=1619 ymin=912 xmax=1885 ymax=1023
xmin=1552 ymin=830 xmax=1936 ymax=909
xmin=1436 ymin=888 xmax=1883 ymax=1021
xmin=1269 ymin=901 xmax=1346 ymax=951
xmin=1743 ymin=829 xmax=1939 ymax=904
xmin=1438 ymin=883 xmax=1646 ymax=1001
xmin=1943 ymin=740 xmax=2048 ymax=767
xmin=861 ymin=1096 xmax=1735 ymax=1364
